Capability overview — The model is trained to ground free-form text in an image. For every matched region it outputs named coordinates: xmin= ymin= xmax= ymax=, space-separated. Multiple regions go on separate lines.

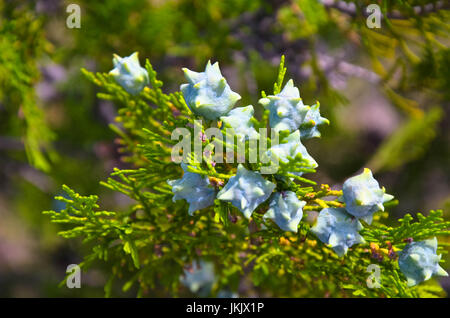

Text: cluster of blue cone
xmin=109 ymin=54 xmax=448 ymax=287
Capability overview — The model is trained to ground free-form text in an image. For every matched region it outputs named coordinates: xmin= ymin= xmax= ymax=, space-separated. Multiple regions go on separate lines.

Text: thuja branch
xmin=44 ymin=53 xmax=449 ymax=298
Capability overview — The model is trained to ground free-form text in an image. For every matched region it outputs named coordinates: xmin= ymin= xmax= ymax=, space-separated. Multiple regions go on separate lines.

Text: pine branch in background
xmin=0 ymin=5 xmax=56 ymax=171
xmin=368 ymin=107 xmax=443 ymax=172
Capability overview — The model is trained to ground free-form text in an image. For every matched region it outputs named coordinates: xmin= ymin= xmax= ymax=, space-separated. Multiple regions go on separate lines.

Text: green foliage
xmin=71 ymin=0 xmax=265 ymax=65
xmin=363 ymin=210 xmax=450 ymax=246
xmin=0 ymin=3 xmax=56 ymax=171
xmin=44 ymin=57 xmax=449 ymax=297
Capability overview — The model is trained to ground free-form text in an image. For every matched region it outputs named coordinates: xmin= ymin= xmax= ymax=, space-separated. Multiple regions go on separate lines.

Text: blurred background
xmin=0 ymin=0 xmax=449 ymax=297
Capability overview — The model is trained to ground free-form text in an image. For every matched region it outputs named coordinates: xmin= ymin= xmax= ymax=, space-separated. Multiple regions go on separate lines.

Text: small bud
xmin=342 ymin=168 xmax=394 ymax=224
xmin=167 ymin=163 xmax=216 ymax=215
xmin=220 ymin=105 xmax=259 ymax=142
xmin=264 ymin=191 xmax=306 ymax=233
xmin=109 ymin=52 xmax=149 ymax=95
xmin=258 ymin=80 xmax=328 ymax=137
xmin=311 ymin=207 xmax=365 ymax=257
xmin=266 ymin=130 xmax=318 ymax=178
xmin=217 ymin=164 xmax=275 ymax=219
xmin=399 ymin=237 xmax=448 ymax=286
xmin=180 ymin=61 xmax=241 ymax=120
